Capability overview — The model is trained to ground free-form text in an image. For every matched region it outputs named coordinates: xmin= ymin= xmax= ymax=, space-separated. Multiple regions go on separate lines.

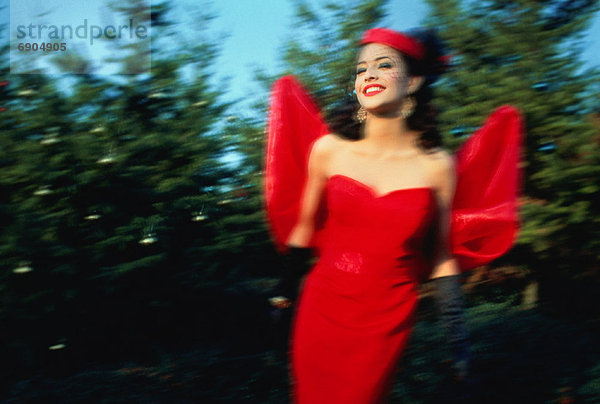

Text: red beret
xmin=361 ymin=28 xmax=425 ymax=60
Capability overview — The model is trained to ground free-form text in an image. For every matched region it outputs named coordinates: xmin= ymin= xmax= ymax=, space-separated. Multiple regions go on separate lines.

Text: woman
xmin=267 ymin=27 xmax=519 ymax=403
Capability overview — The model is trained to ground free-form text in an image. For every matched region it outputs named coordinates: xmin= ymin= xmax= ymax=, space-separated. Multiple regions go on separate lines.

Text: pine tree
xmin=0 ymin=0 xmax=244 ymax=372
xmin=426 ymin=0 xmax=600 ymax=302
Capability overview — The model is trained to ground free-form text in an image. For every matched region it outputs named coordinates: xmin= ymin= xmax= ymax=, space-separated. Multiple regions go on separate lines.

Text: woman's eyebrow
xmin=356 ymin=56 xmax=393 ymax=65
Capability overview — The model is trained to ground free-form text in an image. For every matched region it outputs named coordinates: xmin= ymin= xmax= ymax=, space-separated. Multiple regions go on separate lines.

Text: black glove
xmin=432 ymin=274 xmax=471 ymax=381
xmin=271 ymin=246 xmax=313 ymax=303
xmin=268 ymin=246 xmax=312 ymax=362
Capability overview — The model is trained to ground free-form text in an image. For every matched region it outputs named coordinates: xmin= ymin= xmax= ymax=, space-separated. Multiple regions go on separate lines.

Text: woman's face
xmin=354 ymin=43 xmax=414 ymax=115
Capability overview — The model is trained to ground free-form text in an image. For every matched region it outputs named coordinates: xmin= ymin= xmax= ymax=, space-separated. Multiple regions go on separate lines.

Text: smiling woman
xmin=265 ymin=27 xmax=522 ymax=404
xmin=281 ymin=29 xmax=461 ymax=403
xmin=355 ymin=44 xmax=417 ymax=117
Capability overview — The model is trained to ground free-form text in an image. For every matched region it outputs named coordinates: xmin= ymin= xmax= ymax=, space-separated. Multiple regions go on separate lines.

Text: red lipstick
xmin=362 ymin=84 xmax=386 ymax=97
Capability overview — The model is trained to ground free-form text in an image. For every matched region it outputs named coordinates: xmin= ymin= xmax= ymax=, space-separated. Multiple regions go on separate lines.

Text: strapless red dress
xmin=265 ymin=76 xmax=523 ymax=404
xmin=290 ymin=175 xmax=435 ymax=403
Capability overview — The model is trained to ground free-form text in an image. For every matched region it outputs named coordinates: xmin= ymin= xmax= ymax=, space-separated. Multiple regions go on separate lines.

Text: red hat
xmin=360 ymin=28 xmax=425 ymax=60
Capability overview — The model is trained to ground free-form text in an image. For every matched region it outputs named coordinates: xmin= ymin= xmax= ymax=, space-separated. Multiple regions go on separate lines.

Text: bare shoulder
xmin=313 ymin=133 xmax=347 ymax=149
xmin=311 ymin=133 xmax=349 ymax=158
xmin=420 ymin=148 xmax=456 ymax=195
xmin=422 ymin=148 xmax=455 ymax=177
xmin=307 ymin=133 xmax=348 ymax=176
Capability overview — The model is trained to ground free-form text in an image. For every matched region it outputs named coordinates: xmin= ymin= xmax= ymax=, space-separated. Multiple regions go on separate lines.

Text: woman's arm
xmin=269 ymin=134 xmax=335 ymax=308
xmin=428 ymin=151 xmax=471 ymax=381
xmin=429 ymin=151 xmax=460 ymax=279
xmin=286 ymin=134 xmax=335 ymax=247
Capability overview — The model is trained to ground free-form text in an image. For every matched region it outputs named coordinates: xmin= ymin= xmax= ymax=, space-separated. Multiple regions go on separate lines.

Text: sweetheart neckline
xmin=328 ymin=174 xmax=433 ymax=199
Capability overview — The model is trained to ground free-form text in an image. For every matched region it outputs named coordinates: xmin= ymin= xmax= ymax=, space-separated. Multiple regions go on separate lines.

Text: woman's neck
xmin=362 ymin=114 xmax=419 ymax=154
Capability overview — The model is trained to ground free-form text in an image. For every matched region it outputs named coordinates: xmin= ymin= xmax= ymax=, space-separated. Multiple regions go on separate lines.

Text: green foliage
xmin=0 ymin=0 xmax=277 ymax=378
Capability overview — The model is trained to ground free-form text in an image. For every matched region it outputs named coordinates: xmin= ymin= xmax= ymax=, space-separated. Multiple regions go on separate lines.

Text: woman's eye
xmin=379 ymin=63 xmax=392 ymax=69
xmin=356 ymin=67 xmax=366 ymax=75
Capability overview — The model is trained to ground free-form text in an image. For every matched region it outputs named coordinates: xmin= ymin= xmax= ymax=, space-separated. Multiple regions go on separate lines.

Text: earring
xmin=356 ymin=106 xmax=367 ymax=123
xmin=400 ymin=96 xmax=416 ymax=119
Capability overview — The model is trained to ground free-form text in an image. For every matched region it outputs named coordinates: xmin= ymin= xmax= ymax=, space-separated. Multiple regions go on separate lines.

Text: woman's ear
xmin=408 ymin=76 xmax=425 ymax=95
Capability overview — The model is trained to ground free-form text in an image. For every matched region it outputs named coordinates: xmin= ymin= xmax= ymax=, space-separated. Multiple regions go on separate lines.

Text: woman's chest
xmin=327 ymin=148 xmax=433 ymax=195
xmin=325 ymin=174 xmax=435 ymax=230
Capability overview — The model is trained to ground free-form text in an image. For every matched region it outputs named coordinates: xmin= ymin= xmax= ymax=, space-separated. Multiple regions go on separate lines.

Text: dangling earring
xmin=400 ymin=96 xmax=416 ymax=119
xmin=356 ymin=106 xmax=367 ymax=123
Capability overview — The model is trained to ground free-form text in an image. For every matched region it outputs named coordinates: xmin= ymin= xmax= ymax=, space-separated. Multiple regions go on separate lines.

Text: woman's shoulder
xmin=308 ymin=134 xmax=350 ymax=176
xmin=311 ymin=133 xmax=352 ymax=156
xmin=420 ymin=147 xmax=456 ymax=178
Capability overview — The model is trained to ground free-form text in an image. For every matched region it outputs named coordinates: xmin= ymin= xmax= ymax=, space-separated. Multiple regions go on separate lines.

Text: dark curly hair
xmin=326 ymin=28 xmax=448 ymax=150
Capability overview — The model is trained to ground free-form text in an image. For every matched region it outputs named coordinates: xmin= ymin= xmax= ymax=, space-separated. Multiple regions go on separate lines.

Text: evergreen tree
xmin=425 ymin=0 xmax=600 ymax=302
xmin=0 ymin=53 xmax=81 ymax=374
xmin=0 ymin=0 xmax=245 ymax=374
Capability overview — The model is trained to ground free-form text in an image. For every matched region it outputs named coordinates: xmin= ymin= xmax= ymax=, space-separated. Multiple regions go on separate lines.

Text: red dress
xmin=264 ymin=76 xmax=523 ymax=403
xmin=291 ymin=176 xmax=435 ymax=403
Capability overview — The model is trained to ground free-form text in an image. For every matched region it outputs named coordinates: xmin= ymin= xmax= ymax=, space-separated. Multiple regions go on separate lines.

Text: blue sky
xmin=196 ymin=0 xmax=600 ymax=111
xmin=2 ymin=0 xmax=599 ymax=108
xmin=206 ymin=0 xmax=431 ymax=110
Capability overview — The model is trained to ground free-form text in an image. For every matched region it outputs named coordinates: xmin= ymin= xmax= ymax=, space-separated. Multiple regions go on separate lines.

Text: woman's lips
xmin=363 ymin=84 xmax=385 ymax=97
